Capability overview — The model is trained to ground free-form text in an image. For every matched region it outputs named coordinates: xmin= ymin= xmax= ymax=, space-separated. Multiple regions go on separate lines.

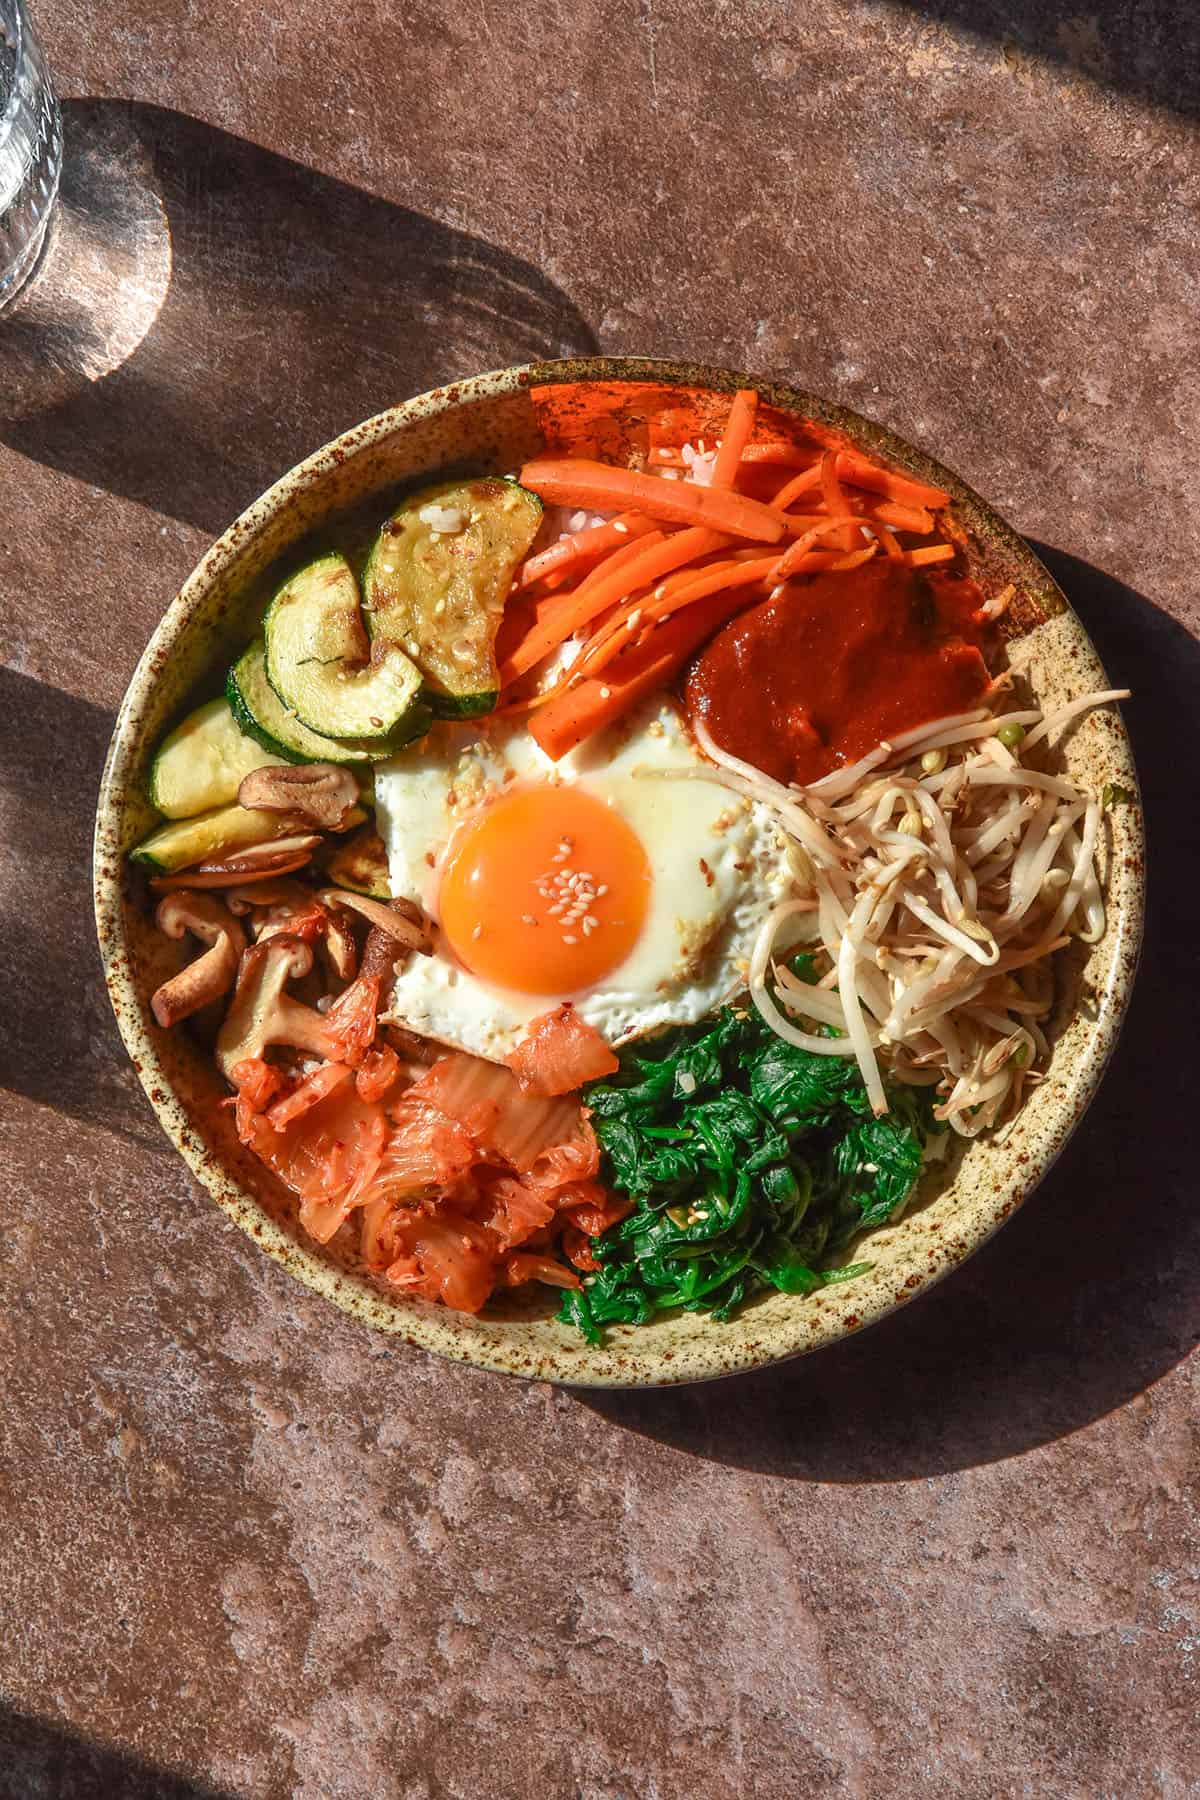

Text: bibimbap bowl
xmin=93 ymin=358 xmax=1144 ymax=1387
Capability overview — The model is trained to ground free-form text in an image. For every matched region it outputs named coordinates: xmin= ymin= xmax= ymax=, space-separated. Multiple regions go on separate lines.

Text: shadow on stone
xmin=1 ymin=98 xmax=599 ymax=533
xmin=0 ymin=1701 xmax=236 ymax=1800
xmin=906 ymin=0 xmax=1199 ymax=118
xmin=578 ymin=548 xmax=1199 ymax=1480
xmin=0 ymin=666 xmax=165 ymax=1149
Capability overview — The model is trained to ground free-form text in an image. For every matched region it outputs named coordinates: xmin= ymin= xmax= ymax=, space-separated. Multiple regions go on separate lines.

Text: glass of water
xmin=0 ymin=0 xmax=61 ymax=310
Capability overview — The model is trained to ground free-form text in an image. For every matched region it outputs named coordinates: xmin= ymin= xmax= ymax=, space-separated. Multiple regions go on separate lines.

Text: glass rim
xmin=2 ymin=0 xmax=29 ymax=141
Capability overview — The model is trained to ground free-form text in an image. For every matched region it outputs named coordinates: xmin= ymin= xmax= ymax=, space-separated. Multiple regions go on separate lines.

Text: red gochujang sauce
xmin=683 ymin=559 xmax=993 ymax=787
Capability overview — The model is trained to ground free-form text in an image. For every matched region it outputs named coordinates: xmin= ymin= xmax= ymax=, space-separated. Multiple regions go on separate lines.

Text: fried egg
xmin=373 ymin=696 xmax=798 ymax=1061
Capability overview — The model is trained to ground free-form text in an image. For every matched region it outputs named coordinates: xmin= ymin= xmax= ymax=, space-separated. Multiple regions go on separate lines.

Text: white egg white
xmin=373 ymin=696 xmax=799 ymax=1061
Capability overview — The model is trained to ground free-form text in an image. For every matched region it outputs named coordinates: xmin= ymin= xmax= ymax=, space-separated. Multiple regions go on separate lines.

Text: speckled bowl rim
xmin=94 ymin=357 xmax=1144 ymax=1387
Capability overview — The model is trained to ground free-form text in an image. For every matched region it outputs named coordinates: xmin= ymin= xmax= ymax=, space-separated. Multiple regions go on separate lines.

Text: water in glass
xmin=0 ymin=0 xmax=61 ymax=309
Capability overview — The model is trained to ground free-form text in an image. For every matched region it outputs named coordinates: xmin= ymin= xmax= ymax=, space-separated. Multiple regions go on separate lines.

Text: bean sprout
xmin=699 ymin=688 xmax=1129 ymax=1134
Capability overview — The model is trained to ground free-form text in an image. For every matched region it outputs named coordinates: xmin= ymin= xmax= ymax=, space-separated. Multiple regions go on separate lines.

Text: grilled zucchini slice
xmin=227 ymin=640 xmax=385 ymax=766
xmin=362 ymin=477 xmax=542 ymax=718
xmin=326 ymin=824 xmax=391 ymax=899
xmin=130 ymin=803 xmax=304 ymax=875
xmin=149 ymin=697 xmax=279 ymax=819
xmin=264 ymin=553 xmax=427 ymax=742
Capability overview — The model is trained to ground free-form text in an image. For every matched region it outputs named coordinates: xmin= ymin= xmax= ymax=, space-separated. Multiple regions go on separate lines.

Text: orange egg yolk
xmin=438 ymin=785 xmax=651 ymax=995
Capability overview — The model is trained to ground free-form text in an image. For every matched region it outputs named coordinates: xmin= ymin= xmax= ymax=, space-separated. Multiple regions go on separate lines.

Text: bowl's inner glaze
xmin=95 ymin=361 xmax=1143 ymax=1386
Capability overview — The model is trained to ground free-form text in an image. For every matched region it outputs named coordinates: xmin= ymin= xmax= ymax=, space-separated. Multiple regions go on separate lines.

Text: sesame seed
xmin=596 ymin=884 xmax=609 ymax=897
xmin=600 ymin=686 xmax=612 ymax=699
xmin=562 ymin=933 xmax=578 ymax=944
xmin=613 ymin=521 xmax=629 ymax=534
xmin=472 ymin=924 xmax=482 ymax=939
xmin=548 ymin=903 xmax=564 ymax=916
xmin=583 ymin=913 xmax=599 ymax=929
xmin=521 ymin=913 xmax=536 ymax=925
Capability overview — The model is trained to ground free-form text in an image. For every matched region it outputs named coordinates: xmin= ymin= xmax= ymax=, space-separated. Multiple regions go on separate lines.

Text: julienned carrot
xmin=498 ymin=583 xmax=615 ymax=693
xmin=770 ymin=515 xmax=865 ymax=580
xmin=784 ymin=548 xmax=879 ymax=573
xmin=773 ymin=464 xmax=823 ymax=510
xmin=578 ymin=550 xmax=763 ymax=664
xmin=904 ymin=543 xmax=956 ymax=566
xmin=635 ymin=557 xmax=778 ymax=636
xmin=874 ymin=520 xmax=903 ymax=559
xmin=508 ymin=550 xmax=654 ymax=663
xmin=548 ymin=530 xmax=734 ymax=681
xmin=519 ymin=513 xmax=653 ymax=589
xmin=871 ymin=499 xmax=934 ymax=534
xmin=626 ymin=445 xmax=947 ymax=514
xmin=493 ymin=591 xmax=571 ymax=685
xmin=828 ymin=543 xmax=879 ymax=573
xmin=738 ymin=443 xmax=819 ymax=468
xmin=710 ymin=389 xmax=758 ymax=490
xmin=529 ymin=590 xmax=755 ymax=762
xmin=505 ymin=527 xmax=669 ymax=673
xmin=571 ymin=526 xmax=666 ymax=600
xmin=835 ymin=451 xmax=950 ymax=509
xmin=820 ymin=451 xmax=859 ymax=553
xmin=499 ymin=527 xmax=721 ymax=684
xmin=518 ymin=458 xmax=787 ymax=543
xmin=575 ymin=556 xmax=780 ymax=685
xmin=527 ymin=551 xmax=740 ymax=716
xmin=649 ymin=555 xmax=777 ymax=617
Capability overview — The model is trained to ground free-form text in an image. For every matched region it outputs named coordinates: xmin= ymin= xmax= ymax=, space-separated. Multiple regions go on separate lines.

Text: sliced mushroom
xmin=382 ymin=1021 xmax=441 ymax=1065
xmin=149 ymin=835 xmax=323 ymax=891
xmin=317 ymin=888 xmax=433 ymax=954
xmin=150 ymin=892 xmax=247 ymax=1028
xmin=237 ymin=763 xmax=361 ymax=832
xmin=226 ymin=879 xmax=359 ymax=983
xmin=224 ymin=879 xmax=315 ymax=916
xmin=252 ymin=895 xmax=328 ymax=946
xmin=215 ymin=935 xmax=338 ymax=1079
xmin=360 ymin=924 xmax=401 ymax=983
xmin=320 ymin=907 xmax=359 ymax=983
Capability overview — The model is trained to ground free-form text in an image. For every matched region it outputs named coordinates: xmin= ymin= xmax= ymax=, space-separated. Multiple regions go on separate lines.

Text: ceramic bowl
xmin=93 ymin=357 xmax=1144 ymax=1386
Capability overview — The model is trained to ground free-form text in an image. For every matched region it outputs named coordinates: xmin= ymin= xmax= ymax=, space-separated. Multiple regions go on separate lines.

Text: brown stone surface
xmin=1 ymin=2 xmax=1198 ymax=1795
